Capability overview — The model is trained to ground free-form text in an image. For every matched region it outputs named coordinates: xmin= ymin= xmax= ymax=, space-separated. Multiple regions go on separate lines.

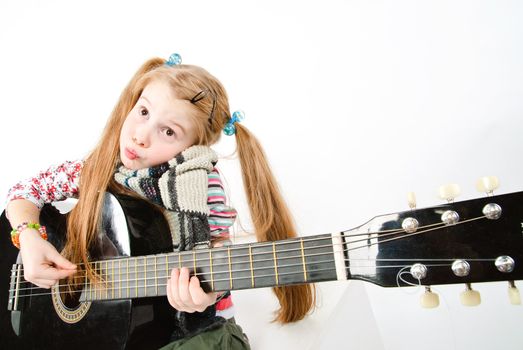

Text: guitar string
xmin=13 ymin=229 xmax=400 ymax=272
xmin=7 ymin=231 xmax=441 ymax=292
xmin=346 ymin=216 xmax=486 ymax=252
xmin=8 ymin=215 xmax=488 ymax=291
xmin=12 ymin=263 xmax=464 ymax=299
xmin=12 ymin=216 xmax=471 ymax=277
xmin=9 ymin=215 xmax=494 ymax=295
xmin=9 ymin=254 xmax=498 ymax=296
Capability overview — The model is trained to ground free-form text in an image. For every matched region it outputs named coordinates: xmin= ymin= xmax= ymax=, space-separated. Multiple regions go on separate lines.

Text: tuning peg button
xmin=483 ymin=203 xmax=502 ymax=220
xmin=442 ymin=210 xmax=460 ymax=225
xmin=410 ymin=263 xmax=427 ymax=280
xmin=495 ymin=255 xmax=515 ymax=273
xmin=420 ymin=286 xmax=439 ymax=308
xmin=439 ymin=184 xmax=461 ymax=202
xmin=402 ymin=217 xmax=419 ymax=233
xmin=452 ymin=259 xmax=470 ymax=277
xmin=476 ymin=176 xmax=499 ymax=195
xmin=460 ymin=283 xmax=481 ymax=306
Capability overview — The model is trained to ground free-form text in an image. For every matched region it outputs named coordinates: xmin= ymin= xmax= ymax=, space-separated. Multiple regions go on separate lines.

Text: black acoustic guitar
xmin=1 ymin=191 xmax=522 ymax=349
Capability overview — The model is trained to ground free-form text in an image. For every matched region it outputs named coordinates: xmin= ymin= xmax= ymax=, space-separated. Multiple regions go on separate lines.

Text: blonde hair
xmin=62 ymin=57 xmax=315 ymax=323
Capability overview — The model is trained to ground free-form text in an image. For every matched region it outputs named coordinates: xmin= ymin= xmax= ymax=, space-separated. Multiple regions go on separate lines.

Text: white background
xmin=1 ymin=1 xmax=522 ymax=349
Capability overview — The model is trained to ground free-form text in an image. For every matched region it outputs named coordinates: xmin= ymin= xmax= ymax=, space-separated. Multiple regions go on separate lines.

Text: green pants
xmin=159 ymin=318 xmax=251 ymax=350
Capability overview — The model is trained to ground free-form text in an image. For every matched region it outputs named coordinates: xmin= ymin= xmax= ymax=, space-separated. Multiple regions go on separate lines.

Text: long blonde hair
xmin=63 ymin=57 xmax=315 ymax=323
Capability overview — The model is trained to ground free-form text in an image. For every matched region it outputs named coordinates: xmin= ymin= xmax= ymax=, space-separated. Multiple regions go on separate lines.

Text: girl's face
xmin=119 ymin=79 xmax=198 ymax=170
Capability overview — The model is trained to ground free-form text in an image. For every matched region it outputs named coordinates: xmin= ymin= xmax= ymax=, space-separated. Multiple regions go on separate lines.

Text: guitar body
xmin=0 ymin=193 xmax=177 ymax=350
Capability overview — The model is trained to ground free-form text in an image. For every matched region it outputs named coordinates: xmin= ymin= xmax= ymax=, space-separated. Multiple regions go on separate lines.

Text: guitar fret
xmin=98 ymin=262 xmax=102 ymax=300
xmin=273 ymin=242 xmax=279 ymax=285
xmin=300 ymin=238 xmax=308 ymax=282
xmin=94 ymin=262 xmax=98 ymax=301
xmin=193 ymin=251 xmax=197 ymax=276
xmin=103 ymin=261 xmax=106 ymax=299
xmin=209 ymin=250 xmax=214 ymax=291
xmin=91 ymin=263 xmax=94 ymax=301
xmin=165 ymin=254 xmax=169 ymax=282
xmin=111 ymin=260 xmax=115 ymax=299
xmin=249 ymin=245 xmax=254 ymax=288
xmin=178 ymin=253 xmax=182 ymax=268
xmin=97 ymin=262 xmax=101 ymax=300
xmin=94 ymin=264 xmax=97 ymax=300
xmin=126 ymin=259 xmax=129 ymax=298
xmin=154 ymin=256 xmax=158 ymax=296
xmin=84 ymin=270 xmax=88 ymax=302
xmin=101 ymin=261 xmax=105 ymax=300
xmin=105 ymin=260 xmax=109 ymax=300
xmin=91 ymin=262 xmax=95 ymax=301
xmin=100 ymin=261 xmax=104 ymax=300
xmin=134 ymin=259 xmax=138 ymax=298
xmin=144 ymin=256 xmax=147 ymax=297
xmin=87 ymin=269 xmax=91 ymax=301
xmin=118 ymin=259 xmax=122 ymax=299
xmin=227 ymin=247 xmax=233 ymax=289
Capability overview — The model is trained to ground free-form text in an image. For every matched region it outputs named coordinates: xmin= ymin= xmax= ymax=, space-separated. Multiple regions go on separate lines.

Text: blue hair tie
xmin=223 ymin=110 xmax=245 ymax=136
xmin=166 ymin=53 xmax=182 ymax=66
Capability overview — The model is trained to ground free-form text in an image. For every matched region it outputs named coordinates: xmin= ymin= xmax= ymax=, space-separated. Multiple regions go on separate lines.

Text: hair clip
xmin=190 ymin=89 xmax=208 ymax=103
xmin=191 ymin=89 xmax=217 ymax=123
xmin=165 ymin=53 xmax=182 ymax=66
xmin=223 ymin=110 xmax=245 ymax=136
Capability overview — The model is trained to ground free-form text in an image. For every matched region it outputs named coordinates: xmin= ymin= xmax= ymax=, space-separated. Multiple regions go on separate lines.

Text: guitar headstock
xmin=344 ymin=188 xmax=523 ymax=305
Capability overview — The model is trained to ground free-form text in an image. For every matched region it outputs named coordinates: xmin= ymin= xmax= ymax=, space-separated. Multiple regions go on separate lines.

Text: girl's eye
xmin=165 ymin=129 xmax=175 ymax=137
xmin=139 ymin=107 xmax=149 ymax=117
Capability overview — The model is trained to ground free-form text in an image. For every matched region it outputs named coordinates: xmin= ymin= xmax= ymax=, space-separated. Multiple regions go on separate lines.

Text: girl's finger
xmin=169 ymin=268 xmax=184 ymax=308
xmin=177 ymin=267 xmax=194 ymax=307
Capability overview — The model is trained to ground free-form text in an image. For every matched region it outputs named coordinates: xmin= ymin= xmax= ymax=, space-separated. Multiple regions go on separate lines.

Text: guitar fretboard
xmin=80 ymin=234 xmax=338 ymax=302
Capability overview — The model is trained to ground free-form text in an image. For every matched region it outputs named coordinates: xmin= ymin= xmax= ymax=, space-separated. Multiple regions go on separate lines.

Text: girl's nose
xmin=132 ymin=130 xmax=150 ymax=147
xmin=132 ymin=136 xmax=146 ymax=146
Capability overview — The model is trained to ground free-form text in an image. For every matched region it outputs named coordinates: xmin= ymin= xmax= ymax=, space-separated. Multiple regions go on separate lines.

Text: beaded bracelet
xmin=10 ymin=222 xmax=48 ymax=249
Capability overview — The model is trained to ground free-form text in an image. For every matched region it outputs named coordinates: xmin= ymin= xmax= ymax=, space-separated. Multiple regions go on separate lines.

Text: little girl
xmin=5 ymin=54 xmax=315 ymax=349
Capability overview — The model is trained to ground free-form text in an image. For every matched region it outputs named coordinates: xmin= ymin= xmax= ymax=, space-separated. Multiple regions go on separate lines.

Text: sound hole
xmin=58 ymin=276 xmax=85 ymax=309
xmin=51 ymin=275 xmax=92 ymax=324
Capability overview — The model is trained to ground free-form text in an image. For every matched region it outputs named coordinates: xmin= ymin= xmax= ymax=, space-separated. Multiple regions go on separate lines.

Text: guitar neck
xmin=80 ymin=233 xmax=342 ymax=302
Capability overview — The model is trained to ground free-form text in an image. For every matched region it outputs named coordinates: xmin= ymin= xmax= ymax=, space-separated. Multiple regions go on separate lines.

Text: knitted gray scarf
xmin=114 ymin=145 xmax=218 ymax=251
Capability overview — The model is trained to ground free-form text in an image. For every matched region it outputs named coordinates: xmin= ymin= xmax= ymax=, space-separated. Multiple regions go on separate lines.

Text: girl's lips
xmin=125 ymin=148 xmax=138 ymax=160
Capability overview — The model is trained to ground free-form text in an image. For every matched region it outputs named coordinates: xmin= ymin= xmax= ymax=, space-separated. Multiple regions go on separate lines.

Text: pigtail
xmin=62 ymin=58 xmax=165 ymax=286
xmin=234 ymin=123 xmax=316 ymax=323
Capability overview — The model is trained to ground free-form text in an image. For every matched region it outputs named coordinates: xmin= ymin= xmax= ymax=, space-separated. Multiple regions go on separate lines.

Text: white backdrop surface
xmin=1 ymin=1 xmax=522 ymax=349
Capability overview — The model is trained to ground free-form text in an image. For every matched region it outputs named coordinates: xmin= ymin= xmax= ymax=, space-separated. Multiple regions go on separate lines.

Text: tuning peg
xmin=420 ymin=286 xmax=439 ymax=308
xmin=460 ymin=283 xmax=481 ymax=306
xmin=407 ymin=192 xmax=416 ymax=209
xmin=438 ymin=184 xmax=461 ymax=202
xmin=508 ymin=281 xmax=521 ymax=305
xmin=476 ymin=176 xmax=499 ymax=196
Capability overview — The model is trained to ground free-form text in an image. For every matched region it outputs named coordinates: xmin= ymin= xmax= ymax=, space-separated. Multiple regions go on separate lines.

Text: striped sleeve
xmin=207 ymin=169 xmax=237 ymax=239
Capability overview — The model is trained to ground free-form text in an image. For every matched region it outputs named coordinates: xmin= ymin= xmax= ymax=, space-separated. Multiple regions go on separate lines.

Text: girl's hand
xmin=166 ymin=267 xmax=218 ymax=313
xmin=19 ymin=229 xmax=77 ymax=289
